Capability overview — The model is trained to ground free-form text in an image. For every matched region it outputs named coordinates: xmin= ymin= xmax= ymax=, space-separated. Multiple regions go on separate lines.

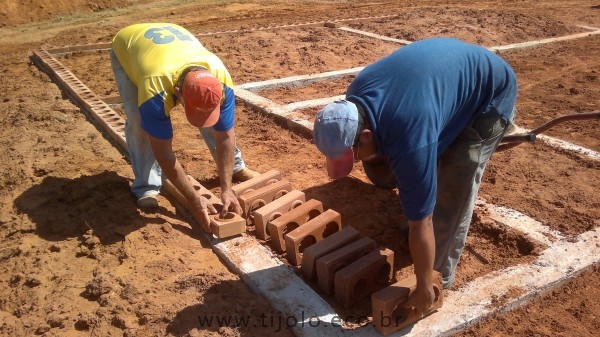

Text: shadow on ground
xmin=14 ymin=171 xmax=162 ymax=244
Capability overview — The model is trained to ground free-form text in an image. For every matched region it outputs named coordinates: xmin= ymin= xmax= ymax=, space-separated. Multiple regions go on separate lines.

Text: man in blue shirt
xmin=313 ymin=37 xmax=517 ymax=315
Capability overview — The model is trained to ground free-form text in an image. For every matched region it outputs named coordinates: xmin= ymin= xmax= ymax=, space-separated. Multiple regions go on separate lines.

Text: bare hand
xmin=192 ymin=195 xmax=218 ymax=233
xmin=404 ymin=284 xmax=435 ymax=318
xmin=220 ymin=189 xmax=242 ymax=218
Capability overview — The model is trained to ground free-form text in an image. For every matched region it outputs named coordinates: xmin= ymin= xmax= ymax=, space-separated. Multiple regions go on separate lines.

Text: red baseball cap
xmin=181 ymin=70 xmax=223 ymax=128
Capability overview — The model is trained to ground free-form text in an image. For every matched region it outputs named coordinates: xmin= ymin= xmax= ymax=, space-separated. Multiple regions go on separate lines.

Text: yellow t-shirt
xmin=112 ymin=23 xmax=235 ymax=138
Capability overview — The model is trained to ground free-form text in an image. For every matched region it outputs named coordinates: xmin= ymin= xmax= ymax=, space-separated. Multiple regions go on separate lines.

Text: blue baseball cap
xmin=313 ymin=100 xmax=359 ymax=179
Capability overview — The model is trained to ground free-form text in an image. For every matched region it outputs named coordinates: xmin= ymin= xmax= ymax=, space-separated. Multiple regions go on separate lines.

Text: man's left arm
xmin=390 ymin=144 xmax=438 ymax=316
xmin=405 ymin=215 xmax=436 ymax=315
xmin=213 ymin=128 xmax=242 ymax=216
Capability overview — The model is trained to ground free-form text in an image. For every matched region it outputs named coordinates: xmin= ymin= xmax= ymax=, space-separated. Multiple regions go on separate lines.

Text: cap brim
xmin=185 ymin=104 xmax=220 ymax=128
xmin=326 ymin=147 xmax=354 ymax=179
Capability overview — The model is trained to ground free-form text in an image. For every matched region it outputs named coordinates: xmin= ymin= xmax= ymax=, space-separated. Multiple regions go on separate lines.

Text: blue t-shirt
xmin=346 ymin=37 xmax=517 ymax=221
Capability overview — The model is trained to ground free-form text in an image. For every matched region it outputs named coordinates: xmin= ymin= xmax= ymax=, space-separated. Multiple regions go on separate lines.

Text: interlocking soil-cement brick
xmin=300 ymin=226 xmax=361 ymax=281
xmin=284 ymin=209 xmax=342 ymax=266
xmin=334 ymin=248 xmax=394 ymax=308
xmin=371 ymin=271 xmax=444 ymax=336
xmin=252 ymin=189 xmax=305 ymax=240
xmin=210 ymin=212 xmax=247 ymax=238
xmin=268 ymin=199 xmax=324 ymax=253
xmin=231 ymin=169 xmax=282 ymax=197
xmin=237 ymin=179 xmax=293 ymax=220
xmin=316 ymin=236 xmax=377 ymax=294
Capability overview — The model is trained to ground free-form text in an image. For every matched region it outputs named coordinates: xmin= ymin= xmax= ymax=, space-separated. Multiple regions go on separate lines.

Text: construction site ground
xmin=0 ymin=1 xmax=599 ymax=336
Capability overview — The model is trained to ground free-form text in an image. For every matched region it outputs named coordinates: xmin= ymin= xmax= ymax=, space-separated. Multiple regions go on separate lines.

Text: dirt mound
xmin=1 ymin=0 xmax=131 ymax=26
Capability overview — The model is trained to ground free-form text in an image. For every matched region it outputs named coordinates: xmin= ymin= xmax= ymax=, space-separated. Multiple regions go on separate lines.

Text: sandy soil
xmin=0 ymin=1 xmax=599 ymax=336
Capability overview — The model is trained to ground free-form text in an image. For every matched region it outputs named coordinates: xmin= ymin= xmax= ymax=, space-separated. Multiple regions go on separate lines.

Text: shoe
xmin=136 ymin=195 xmax=158 ymax=209
xmin=232 ymin=167 xmax=261 ymax=182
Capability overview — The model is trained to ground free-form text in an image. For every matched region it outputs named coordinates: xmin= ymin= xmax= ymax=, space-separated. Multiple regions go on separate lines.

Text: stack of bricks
xmin=166 ymin=170 xmax=443 ymax=334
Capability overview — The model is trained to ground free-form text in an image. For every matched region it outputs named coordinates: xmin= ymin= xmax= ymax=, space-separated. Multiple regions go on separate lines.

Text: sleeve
xmin=211 ymin=85 xmax=235 ymax=132
xmin=139 ymin=92 xmax=174 ymax=140
xmin=390 ymin=142 xmax=438 ymax=221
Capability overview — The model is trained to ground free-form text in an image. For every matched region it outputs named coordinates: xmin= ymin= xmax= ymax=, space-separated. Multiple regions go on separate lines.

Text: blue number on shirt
xmin=144 ymin=28 xmax=174 ymax=44
xmin=163 ymin=26 xmax=193 ymax=41
xmin=144 ymin=27 xmax=193 ymax=44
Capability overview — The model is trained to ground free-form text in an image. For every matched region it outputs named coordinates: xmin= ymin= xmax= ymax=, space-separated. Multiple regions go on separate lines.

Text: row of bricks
xmin=226 ymin=171 xmax=395 ymax=308
xmin=165 ymin=171 xmax=443 ymax=335
xmin=169 ymin=169 xmax=386 ymax=306
xmin=233 ymin=170 xmax=445 ymax=335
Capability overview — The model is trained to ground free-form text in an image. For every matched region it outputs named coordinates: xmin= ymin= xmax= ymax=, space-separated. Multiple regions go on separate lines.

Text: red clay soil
xmin=0 ymin=1 xmax=599 ymax=336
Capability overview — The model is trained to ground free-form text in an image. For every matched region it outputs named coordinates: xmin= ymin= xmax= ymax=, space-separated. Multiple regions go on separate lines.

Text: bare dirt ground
xmin=0 ymin=1 xmax=599 ymax=336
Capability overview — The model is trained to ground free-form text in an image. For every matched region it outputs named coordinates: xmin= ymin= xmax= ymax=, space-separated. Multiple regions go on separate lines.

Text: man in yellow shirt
xmin=110 ymin=23 xmax=259 ymax=231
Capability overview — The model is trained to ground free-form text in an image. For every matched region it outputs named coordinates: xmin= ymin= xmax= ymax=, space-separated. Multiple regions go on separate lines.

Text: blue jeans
xmin=433 ymin=106 xmax=516 ymax=288
xmin=110 ymin=50 xmax=246 ymax=198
